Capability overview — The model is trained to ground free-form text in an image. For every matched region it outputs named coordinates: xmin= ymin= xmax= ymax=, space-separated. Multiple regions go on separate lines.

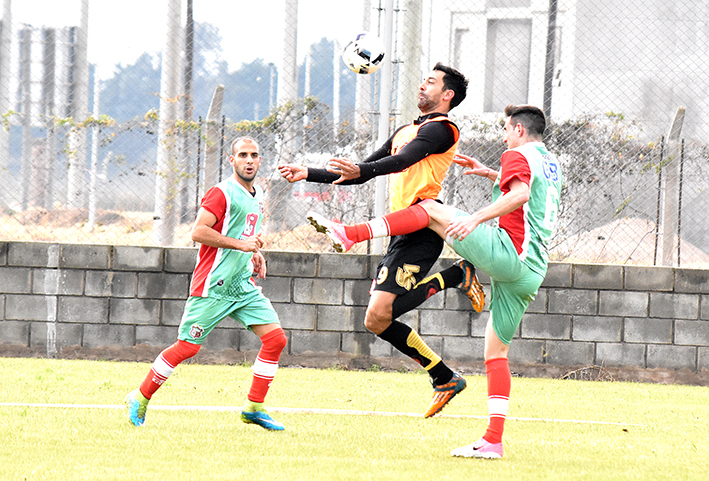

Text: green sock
xmin=243 ymin=400 xmax=264 ymax=412
xmin=136 ymin=391 xmax=149 ymax=405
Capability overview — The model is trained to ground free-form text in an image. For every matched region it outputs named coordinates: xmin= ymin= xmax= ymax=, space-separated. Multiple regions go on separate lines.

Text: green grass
xmin=1 ymin=358 xmax=708 ymax=480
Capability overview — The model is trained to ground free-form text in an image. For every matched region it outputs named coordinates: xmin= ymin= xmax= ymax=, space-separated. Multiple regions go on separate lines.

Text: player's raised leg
xmin=307 ymin=203 xmax=429 ymax=253
xmin=240 ymin=324 xmax=288 ymax=431
xmin=308 ymin=201 xmax=484 ymax=310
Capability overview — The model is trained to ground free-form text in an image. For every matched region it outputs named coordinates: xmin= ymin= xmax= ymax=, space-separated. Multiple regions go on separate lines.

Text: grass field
xmin=1 ymin=357 xmax=708 ymax=480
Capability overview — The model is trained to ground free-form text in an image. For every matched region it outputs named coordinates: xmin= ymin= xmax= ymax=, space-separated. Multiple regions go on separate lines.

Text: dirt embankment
xmin=2 ymin=344 xmax=707 ymax=386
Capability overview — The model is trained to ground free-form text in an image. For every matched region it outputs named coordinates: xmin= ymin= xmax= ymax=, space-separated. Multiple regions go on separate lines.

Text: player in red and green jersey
xmin=307 ymin=105 xmax=562 ymax=459
xmin=446 ymin=105 xmax=561 ymax=459
xmin=125 ymin=137 xmax=287 ymax=431
xmin=279 ymin=63 xmax=481 ymax=418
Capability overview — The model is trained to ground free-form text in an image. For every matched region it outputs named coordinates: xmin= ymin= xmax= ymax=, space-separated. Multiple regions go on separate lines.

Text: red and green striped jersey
xmin=189 ymin=177 xmax=264 ymax=299
xmin=494 ymin=142 xmax=562 ymax=276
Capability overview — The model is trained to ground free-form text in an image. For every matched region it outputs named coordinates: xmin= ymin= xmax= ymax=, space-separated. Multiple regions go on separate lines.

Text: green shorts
xmin=447 ymin=210 xmax=544 ymax=345
xmin=177 ymin=282 xmax=280 ymax=344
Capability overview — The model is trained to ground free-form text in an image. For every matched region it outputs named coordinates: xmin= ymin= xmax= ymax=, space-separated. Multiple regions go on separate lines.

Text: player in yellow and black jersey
xmin=280 ymin=63 xmax=483 ymax=418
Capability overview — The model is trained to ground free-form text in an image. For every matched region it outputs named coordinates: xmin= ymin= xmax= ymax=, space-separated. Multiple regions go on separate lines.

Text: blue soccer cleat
xmin=240 ymin=408 xmax=285 ymax=431
xmin=125 ymin=389 xmax=149 ymax=427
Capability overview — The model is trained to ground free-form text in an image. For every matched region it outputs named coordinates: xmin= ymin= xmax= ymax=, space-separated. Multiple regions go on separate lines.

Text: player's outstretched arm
xmin=278 ymin=164 xmax=308 ymax=183
xmin=454 ymin=153 xmax=498 ymax=181
xmin=327 ymin=158 xmax=360 ymax=184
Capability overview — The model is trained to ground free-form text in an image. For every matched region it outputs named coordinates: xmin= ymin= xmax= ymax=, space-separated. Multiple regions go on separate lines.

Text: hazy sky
xmin=10 ymin=0 xmax=367 ymax=79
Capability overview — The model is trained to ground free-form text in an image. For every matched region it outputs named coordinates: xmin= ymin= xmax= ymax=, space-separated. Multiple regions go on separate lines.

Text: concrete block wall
xmin=1 ymin=241 xmax=709 ymax=373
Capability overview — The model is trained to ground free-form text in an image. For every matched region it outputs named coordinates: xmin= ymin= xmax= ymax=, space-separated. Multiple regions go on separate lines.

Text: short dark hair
xmin=504 ymin=104 xmax=546 ymax=137
xmin=433 ymin=62 xmax=468 ymax=110
xmin=231 ymin=136 xmax=259 ymax=154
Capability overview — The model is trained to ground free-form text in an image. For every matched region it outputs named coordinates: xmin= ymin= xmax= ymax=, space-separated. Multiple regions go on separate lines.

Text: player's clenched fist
xmin=239 ymin=234 xmax=263 ymax=252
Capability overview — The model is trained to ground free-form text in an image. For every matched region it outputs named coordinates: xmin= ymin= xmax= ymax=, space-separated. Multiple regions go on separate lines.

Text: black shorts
xmin=371 ymin=227 xmax=444 ymax=296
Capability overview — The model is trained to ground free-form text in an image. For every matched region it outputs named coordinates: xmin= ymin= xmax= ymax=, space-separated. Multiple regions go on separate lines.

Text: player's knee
xmin=175 ymin=339 xmax=201 ymax=361
xmin=273 ymin=328 xmax=288 ymax=351
xmin=364 ymin=309 xmax=391 ymax=335
xmin=263 ymin=327 xmax=288 ymax=353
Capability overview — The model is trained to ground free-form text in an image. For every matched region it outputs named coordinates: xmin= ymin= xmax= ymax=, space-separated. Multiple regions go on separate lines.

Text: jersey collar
xmin=414 ymin=112 xmax=448 ymax=125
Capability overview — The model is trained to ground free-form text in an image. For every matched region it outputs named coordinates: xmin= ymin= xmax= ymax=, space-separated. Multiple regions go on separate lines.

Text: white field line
xmin=0 ymin=402 xmax=647 ymax=427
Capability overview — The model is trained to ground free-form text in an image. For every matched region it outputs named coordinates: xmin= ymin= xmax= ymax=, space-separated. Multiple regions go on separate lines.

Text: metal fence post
xmin=203 ymin=84 xmax=224 ymax=192
xmin=660 ymin=107 xmax=685 ymax=266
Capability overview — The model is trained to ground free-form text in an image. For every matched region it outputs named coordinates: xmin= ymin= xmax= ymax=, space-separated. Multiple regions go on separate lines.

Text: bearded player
xmin=279 ymin=63 xmax=483 ymax=418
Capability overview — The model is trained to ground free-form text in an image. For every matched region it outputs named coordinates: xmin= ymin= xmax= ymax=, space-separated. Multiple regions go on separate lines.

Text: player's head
xmin=433 ymin=63 xmax=468 ymax=110
xmin=503 ymin=104 xmax=546 ymax=148
xmin=229 ymin=136 xmax=261 ymax=187
xmin=505 ymin=104 xmax=546 ymax=137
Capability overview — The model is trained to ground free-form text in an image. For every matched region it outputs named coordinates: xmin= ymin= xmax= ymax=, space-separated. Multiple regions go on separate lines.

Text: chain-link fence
xmin=1 ymin=0 xmax=709 ymax=267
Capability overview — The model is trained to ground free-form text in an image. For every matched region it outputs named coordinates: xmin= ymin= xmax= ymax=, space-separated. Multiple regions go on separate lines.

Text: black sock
xmin=391 ymin=265 xmax=464 ymax=319
xmin=377 ymin=320 xmax=453 ymax=385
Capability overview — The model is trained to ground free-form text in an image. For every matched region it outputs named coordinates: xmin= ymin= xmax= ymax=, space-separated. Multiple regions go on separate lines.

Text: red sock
xmin=248 ymin=328 xmax=287 ymax=403
xmin=139 ymin=340 xmax=200 ymax=399
xmin=483 ymin=357 xmax=511 ymax=444
xmin=343 ymin=204 xmax=429 ymax=242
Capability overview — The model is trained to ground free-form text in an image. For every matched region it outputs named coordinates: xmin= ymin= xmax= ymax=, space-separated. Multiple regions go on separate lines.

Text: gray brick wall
xmin=1 ymin=242 xmax=709 ymax=373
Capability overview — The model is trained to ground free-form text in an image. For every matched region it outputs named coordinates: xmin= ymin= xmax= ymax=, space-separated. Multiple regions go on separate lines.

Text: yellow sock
xmin=406 ymin=330 xmax=442 ymax=370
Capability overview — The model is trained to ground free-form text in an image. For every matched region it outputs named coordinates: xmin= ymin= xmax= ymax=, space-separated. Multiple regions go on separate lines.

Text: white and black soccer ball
xmin=341 ymin=32 xmax=385 ymax=75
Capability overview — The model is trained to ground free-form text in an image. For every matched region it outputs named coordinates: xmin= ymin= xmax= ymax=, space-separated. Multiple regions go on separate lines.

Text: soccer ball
xmin=341 ymin=33 xmax=385 ymax=74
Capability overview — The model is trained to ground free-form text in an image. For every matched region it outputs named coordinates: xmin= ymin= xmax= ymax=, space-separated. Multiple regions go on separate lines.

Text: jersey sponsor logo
xmin=395 ymin=263 xmax=421 ymax=291
xmin=189 ymin=325 xmax=205 ymax=339
xmin=242 ymin=213 xmax=259 ymax=237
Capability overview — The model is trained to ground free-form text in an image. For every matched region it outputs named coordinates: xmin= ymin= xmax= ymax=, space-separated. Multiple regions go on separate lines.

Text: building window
xmin=484 ymin=19 xmax=532 ymax=112
xmin=486 ymin=0 xmax=531 ymax=7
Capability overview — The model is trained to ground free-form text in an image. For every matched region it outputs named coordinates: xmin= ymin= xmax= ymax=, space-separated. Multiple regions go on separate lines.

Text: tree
xmin=101 ymin=53 xmax=161 ymax=123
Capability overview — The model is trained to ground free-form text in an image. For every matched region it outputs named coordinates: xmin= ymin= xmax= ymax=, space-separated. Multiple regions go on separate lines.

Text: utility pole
xmin=179 ymin=0 xmax=194 ymax=223
xmin=154 ymin=0 xmax=183 ymax=246
xmin=398 ymin=0 xmax=423 ymax=126
xmin=0 ymin=0 xmax=12 ymax=168
xmin=373 ymin=0 xmax=394 ymax=255
xmin=67 ymin=0 xmax=90 ymax=209
xmin=542 ymin=0 xmax=559 ymax=118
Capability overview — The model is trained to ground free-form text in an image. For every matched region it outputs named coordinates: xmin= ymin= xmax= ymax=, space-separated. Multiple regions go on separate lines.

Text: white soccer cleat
xmin=451 ymin=438 xmax=503 ymax=459
xmin=306 ymin=211 xmax=355 ymax=253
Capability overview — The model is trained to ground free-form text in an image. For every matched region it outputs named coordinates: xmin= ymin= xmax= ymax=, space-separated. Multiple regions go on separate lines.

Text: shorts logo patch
xmin=396 ymin=264 xmax=421 ymax=291
xmin=189 ymin=325 xmax=205 ymax=339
